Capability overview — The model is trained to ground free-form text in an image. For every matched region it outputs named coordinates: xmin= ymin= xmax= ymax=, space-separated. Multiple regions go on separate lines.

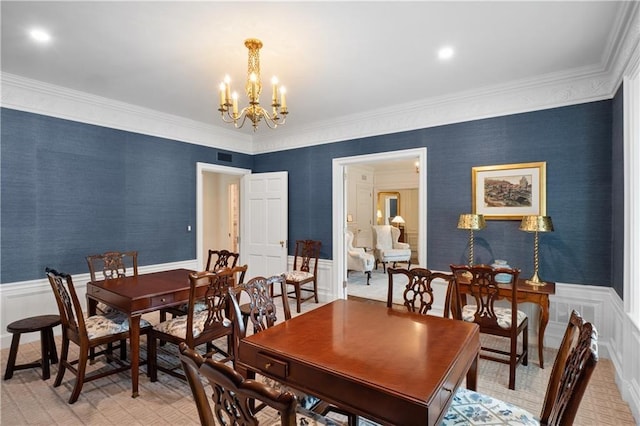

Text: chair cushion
xmin=442 ymin=387 xmax=539 ymax=425
xmin=379 ymin=248 xmax=411 ymax=261
xmin=84 ymin=312 xmax=150 ymax=340
xmin=462 ymin=305 xmax=527 ymax=329
xmin=169 ymin=301 xmax=208 ymax=315
xmin=285 ymin=270 xmax=314 ymax=282
xmin=153 ymin=311 xmax=231 ymax=339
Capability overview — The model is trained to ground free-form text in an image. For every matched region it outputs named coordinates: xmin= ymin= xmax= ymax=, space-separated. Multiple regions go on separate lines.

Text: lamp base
xmin=525 ymin=271 xmax=547 ymax=286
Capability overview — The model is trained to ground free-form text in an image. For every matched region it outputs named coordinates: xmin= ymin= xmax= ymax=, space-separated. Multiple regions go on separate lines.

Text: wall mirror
xmin=377 ymin=192 xmax=400 ymax=225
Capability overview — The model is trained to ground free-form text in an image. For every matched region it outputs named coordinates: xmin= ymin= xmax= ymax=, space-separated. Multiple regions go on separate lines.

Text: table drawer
xmin=256 ymin=352 xmax=289 ymax=379
xmin=150 ymin=294 xmax=174 ymax=308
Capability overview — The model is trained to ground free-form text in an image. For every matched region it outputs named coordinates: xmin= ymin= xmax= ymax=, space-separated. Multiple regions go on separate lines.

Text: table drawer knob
xmin=265 ymin=362 xmax=272 ymax=370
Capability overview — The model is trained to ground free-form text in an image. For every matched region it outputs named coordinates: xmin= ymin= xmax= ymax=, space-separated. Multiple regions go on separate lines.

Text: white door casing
xmin=240 ymin=171 xmax=289 ymax=279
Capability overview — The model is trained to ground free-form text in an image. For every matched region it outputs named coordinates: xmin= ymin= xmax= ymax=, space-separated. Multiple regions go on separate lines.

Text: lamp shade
xmin=391 ymin=215 xmax=405 ymax=225
xmin=519 ymin=215 xmax=554 ymax=233
xmin=457 ymin=214 xmax=486 ymax=230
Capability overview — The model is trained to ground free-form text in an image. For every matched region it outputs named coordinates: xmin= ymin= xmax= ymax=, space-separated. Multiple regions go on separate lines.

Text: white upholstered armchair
xmin=345 ymin=230 xmax=375 ymax=285
xmin=372 ymin=225 xmax=411 ymax=272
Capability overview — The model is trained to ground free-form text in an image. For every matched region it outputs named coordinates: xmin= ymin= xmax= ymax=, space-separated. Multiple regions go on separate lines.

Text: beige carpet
xmin=1 ymin=297 xmax=636 ymax=426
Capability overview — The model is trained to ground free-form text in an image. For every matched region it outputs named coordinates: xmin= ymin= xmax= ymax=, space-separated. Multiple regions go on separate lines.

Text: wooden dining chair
xmin=86 ymin=250 xmax=138 ymax=314
xmin=450 ymin=264 xmax=528 ymax=390
xmin=443 ymin=310 xmax=598 ymax=425
xmin=45 ymin=268 xmax=150 ymax=404
xmin=280 ymin=239 xmax=322 ymax=313
xmin=160 ymin=249 xmax=242 ymax=322
xmin=147 ymin=265 xmax=247 ymax=381
xmin=179 ymin=343 xmax=343 ymax=426
xmin=205 ymin=249 xmax=239 ymax=271
xmin=387 ymin=267 xmax=461 ymax=319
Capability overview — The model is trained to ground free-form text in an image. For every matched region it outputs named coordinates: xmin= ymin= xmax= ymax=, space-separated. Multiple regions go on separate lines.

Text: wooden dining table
xmin=86 ymin=268 xmax=195 ymax=397
xmin=237 ymin=299 xmax=480 ymax=426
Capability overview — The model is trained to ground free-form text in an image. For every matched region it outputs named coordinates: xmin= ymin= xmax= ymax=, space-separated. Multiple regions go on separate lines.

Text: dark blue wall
xmin=2 ymin=99 xmax=618 ymax=288
xmin=255 ymin=101 xmax=614 ymax=286
xmin=1 ymin=108 xmax=252 ymax=283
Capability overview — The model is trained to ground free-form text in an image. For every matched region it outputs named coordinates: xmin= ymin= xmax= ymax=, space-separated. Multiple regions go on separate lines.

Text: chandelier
xmin=218 ymin=38 xmax=288 ymax=131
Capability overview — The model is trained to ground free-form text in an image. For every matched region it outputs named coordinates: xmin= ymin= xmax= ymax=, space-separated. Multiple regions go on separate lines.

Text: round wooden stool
xmin=4 ymin=314 xmax=61 ymax=380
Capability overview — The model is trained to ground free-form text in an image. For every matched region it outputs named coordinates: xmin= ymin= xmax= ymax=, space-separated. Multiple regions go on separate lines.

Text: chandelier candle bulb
xmin=219 ymin=83 xmax=226 ymax=107
xmin=224 ymin=75 xmax=231 ymax=104
xmin=232 ymin=92 xmax=238 ymax=116
xmin=271 ymin=77 xmax=278 ymax=104
xmin=280 ymin=87 xmax=287 ymax=110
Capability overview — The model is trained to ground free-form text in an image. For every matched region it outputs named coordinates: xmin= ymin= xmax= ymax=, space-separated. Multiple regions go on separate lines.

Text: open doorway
xmin=331 ymin=148 xmax=427 ymax=302
xmin=196 ymin=162 xmax=251 ymax=271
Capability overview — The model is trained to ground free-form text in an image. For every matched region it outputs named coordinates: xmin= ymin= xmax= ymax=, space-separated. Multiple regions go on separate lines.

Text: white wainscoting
xmin=1 ymin=259 xmax=638 ymax=421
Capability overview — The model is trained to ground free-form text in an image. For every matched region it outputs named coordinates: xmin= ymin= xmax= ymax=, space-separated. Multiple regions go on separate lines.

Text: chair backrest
xmin=345 ymin=230 xmax=356 ymax=252
xmin=387 ymin=267 xmax=461 ymax=319
xmin=540 ymin=310 xmax=598 ymax=425
xmin=205 ymin=249 xmax=239 ymax=272
xmin=46 ymin=268 xmax=87 ymax=342
xmin=185 ymin=265 xmax=247 ymax=345
xmin=86 ymin=251 xmax=138 ymax=282
xmin=372 ymin=225 xmax=392 ymax=250
xmin=178 ymin=343 xmax=215 ymax=426
xmin=292 ymin=240 xmax=321 ymax=276
xmin=179 ymin=343 xmax=298 ymax=426
xmin=450 ymin=264 xmax=519 ymax=331
xmin=229 ymin=274 xmax=291 ymax=339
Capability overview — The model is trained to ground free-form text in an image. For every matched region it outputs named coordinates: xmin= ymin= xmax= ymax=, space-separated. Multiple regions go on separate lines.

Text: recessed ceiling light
xmin=438 ymin=46 xmax=454 ymax=61
xmin=29 ymin=28 xmax=51 ymax=43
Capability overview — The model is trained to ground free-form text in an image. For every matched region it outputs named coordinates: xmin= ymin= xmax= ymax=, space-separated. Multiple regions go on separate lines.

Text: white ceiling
xmin=0 ymin=1 xmax=633 ymax=144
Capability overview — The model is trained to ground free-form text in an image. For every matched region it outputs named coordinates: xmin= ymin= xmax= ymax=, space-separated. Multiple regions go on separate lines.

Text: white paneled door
xmin=240 ymin=172 xmax=289 ymax=279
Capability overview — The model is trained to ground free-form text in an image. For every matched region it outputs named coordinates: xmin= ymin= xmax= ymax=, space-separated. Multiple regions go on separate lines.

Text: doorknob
xmin=280 ymin=240 xmax=285 ymax=247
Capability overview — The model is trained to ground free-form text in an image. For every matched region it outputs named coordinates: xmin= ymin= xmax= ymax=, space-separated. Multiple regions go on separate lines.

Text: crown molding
xmin=0 ymin=73 xmax=253 ymax=155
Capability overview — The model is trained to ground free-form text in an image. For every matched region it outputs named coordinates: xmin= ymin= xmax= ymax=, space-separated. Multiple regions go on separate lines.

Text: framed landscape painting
xmin=472 ymin=162 xmax=546 ymax=220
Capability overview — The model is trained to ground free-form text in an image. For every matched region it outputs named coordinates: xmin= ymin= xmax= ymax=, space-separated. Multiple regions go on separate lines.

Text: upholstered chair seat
xmin=285 ymin=270 xmax=314 ymax=282
xmin=442 ymin=387 xmax=539 ymax=425
xmin=84 ymin=312 xmax=150 ymax=340
xmin=461 ymin=305 xmax=527 ymax=329
xmin=152 ymin=311 xmax=232 ymax=340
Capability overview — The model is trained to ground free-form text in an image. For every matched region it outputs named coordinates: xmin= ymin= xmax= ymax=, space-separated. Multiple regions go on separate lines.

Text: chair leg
xmin=365 ymin=271 xmax=371 ymax=285
xmin=148 ymin=334 xmax=158 ymax=382
xmin=313 ymin=280 xmax=319 ymax=303
xmin=295 ymin=284 xmax=302 ymax=313
xmin=523 ymin=325 xmax=529 ymax=366
xmin=119 ymin=339 xmax=127 ymax=360
xmin=69 ymin=348 xmax=88 ymax=404
xmin=54 ymin=337 xmax=69 ymax=387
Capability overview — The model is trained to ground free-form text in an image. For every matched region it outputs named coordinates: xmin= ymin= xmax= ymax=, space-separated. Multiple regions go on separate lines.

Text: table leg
xmin=466 ymin=353 xmax=478 ymax=391
xmin=129 ymin=315 xmax=141 ymax=398
xmin=538 ymin=296 xmax=550 ymax=369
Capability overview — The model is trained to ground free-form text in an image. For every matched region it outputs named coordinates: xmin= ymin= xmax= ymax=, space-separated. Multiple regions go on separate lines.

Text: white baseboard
xmin=1 ymin=259 xmax=638 ymax=422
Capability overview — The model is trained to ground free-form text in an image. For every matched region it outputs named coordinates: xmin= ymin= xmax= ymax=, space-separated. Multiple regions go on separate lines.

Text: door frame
xmin=196 ymin=162 xmax=251 ymax=271
xmin=332 ymin=148 xmax=427 ymax=300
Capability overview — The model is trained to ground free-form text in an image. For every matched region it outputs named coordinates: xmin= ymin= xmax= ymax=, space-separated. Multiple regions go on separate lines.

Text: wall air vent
xmin=217 ymin=152 xmax=232 ymax=162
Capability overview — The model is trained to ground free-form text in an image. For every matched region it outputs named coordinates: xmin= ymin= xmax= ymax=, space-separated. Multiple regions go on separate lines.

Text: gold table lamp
xmin=519 ymin=215 xmax=554 ymax=285
xmin=457 ymin=214 xmax=486 ymax=266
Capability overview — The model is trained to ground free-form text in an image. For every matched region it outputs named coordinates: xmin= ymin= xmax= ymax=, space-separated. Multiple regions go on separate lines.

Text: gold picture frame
xmin=472 ymin=162 xmax=546 ymax=220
